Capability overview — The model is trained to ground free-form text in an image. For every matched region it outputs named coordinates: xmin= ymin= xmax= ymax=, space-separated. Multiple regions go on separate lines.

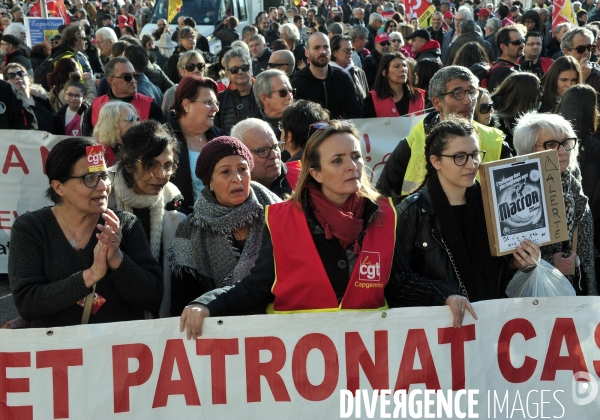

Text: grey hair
xmin=349 ymin=25 xmax=369 ymax=41
xmin=231 ymin=40 xmax=250 ymax=51
xmin=460 ymin=20 xmax=477 ymax=34
xmin=104 ymin=57 xmax=130 ymax=77
xmin=231 ymin=118 xmax=276 ymax=143
xmin=432 ymin=11 xmax=443 ymax=19
xmin=456 ymin=7 xmax=473 ymax=20
xmin=96 ymin=27 xmax=118 ymax=43
xmin=253 ymin=69 xmax=287 ymax=109
xmin=389 ymin=31 xmax=403 ymax=43
xmin=353 ymin=7 xmax=364 ymax=14
xmin=224 ymin=47 xmax=252 ymax=71
xmin=369 ymin=13 xmax=383 ymax=24
xmin=177 ymin=50 xmax=204 ymax=68
xmin=428 ymin=65 xmax=479 ymax=102
xmin=249 ymin=33 xmax=266 ymax=44
xmin=573 ymin=1 xmax=582 ymax=7
xmin=553 ymin=22 xmax=572 ymax=37
xmin=513 ymin=112 xmax=578 ymax=171
xmin=179 ymin=26 xmax=198 ymax=44
xmin=242 ymin=25 xmax=257 ymax=37
xmin=280 ymin=22 xmax=300 ymax=42
xmin=3 ymin=23 xmax=25 ymax=37
xmin=561 ymin=27 xmax=594 ymax=50
xmin=485 ymin=17 xmax=502 ymax=33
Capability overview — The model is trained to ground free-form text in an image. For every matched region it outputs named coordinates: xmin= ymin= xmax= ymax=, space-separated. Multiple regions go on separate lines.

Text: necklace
xmin=59 ymin=206 xmax=96 ymax=248
xmin=183 ymin=130 xmax=206 ymax=152
xmin=232 ymin=225 xmax=247 ymax=240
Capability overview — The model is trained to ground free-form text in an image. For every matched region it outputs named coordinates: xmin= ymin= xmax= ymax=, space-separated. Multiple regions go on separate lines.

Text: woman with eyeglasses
xmin=389 ymin=31 xmax=408 ymax=56
xmin=167 ymin=76 xmax=227 ymax=213
xmin=539 ymin=56 xmax=582 ymax=113
xmin=396 ymin=117 xmax=540 ymax=314
xmin=161 ymin=50 xmax=206 ymax=115
xmin=164 ymin=27 xmax=202 ymax=84
xmin=109 ymin=121 xmax=186 ymax=317
xmin=490 ymin=71 xmax=541 ymax=149
xmin=48 ymin=58 xmax=96 ymax=112
xmin=513 ymin=112 xmax=596 ymax=294
xmin=93 ymin=101 xmax=140 ymax=167
xmin=169 ymin=136 xmax=280 ymax=318
xmin=3 ymin=63 xmax=55 ymax=133
xmin=178 ymin=120 xmax=477 ymax=340
xmin=8 ymin=137 xmax=163 ymax=328
xmin=474 ymin=88 xmax=494 ymax=127
xmin=330 ymin=35 xmax=369 ymax=101
xmin=363 ymin=52 xmax=425 ymax=118
xmin=385 ymin=19 xmax=398 ymax=33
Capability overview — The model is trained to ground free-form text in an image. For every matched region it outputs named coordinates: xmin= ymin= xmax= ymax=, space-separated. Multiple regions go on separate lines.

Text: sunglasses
xmin=6 ymin=70 xmax=26 ymax=80
xmin=571 ymin=44 xmax=595 ymax=54
xmin=112 ymin=73 xmax=140 ymax=82
xmin=183 ymin=62 xmax=205 ymax=72
xmin=342 ymin=47 xmax=356 ymax=54
xmin=272 ymin=88 xmax=296 ymax=97
xmin=229 ymin=64 xmax=250 ymax=74
xmin=379 ymin=41 xmax=390 ymax=46
xmin=390 ymin=39 xmax=401 ymax=43
xmin=121 ymin=115 xmax=140 ymax=122
xmin=506 ymin=38 xmax=525 ymax=46
xmin=479 ymin=102 xmax=493 ymax=114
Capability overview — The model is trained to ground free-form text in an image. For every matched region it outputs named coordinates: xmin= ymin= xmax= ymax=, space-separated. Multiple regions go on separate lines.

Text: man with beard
xmin=231 ymin=118 xmax=292 ymax=199
xmin=487 ymin=25 xmax=524 ymax=93
xmin=377 ymin=66 xmax=511 ymax=198
xmin=253 ymin=69 xmax=294 ymax=139
xmin=291 ymin=32 xmax=363 ymax=119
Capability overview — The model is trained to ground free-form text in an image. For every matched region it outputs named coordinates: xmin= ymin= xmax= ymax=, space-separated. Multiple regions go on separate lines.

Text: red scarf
xmin=307 ymin=184 xmax=365 ymax=254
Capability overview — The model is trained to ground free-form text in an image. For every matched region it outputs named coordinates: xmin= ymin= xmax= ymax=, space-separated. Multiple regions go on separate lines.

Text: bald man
xmin=268 ymin=50 xmax=295 ymax=76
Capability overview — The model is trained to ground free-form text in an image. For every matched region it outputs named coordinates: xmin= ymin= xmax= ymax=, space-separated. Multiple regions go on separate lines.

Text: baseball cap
xmin=375 ymin=32 xmax=391 ymax=43
xmin=330 ymin=6 xmax=341 ymax=13
xmin=1 ymin=34 xmax=19 ymax=46
xmin=478 ymin=8 xmax=490 ymax=17
xmin=444 ymin=11 xmax=455 ymax=19
xmin=405 ymin=29 xmax=431 ymax=42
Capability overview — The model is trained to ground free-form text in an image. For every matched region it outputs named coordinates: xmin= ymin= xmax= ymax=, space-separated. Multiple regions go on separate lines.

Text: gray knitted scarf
xmin=168 ymin=181 xmax=281 ymax=288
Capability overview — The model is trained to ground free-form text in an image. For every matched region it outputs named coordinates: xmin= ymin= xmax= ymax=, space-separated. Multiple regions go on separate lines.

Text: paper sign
xmin=86 ymin=145 xmax=106 ymax=172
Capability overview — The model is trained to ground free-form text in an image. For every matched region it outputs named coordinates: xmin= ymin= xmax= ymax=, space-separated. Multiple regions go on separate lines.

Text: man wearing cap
xmin=445 ymin=20 xmax=496 ymax=65
xmin=326 ymin=6 xmax=342 ymax=26
xmin=362 ymin=32 xmax=389 ymax=87
xmin=427 ymin=12 xmax=446 ymax=45
xmin=366 ymin=12 xmax=383 ymax=51
xmin=406 ymin=29 xmax=442 ymax=62
xmin=477 ymin=8 xmax=491 ymax=32
xmin=442 ymin=11 xmax=454 ymax=31
xmin=0 ymin=34 xmax=33 ymax=76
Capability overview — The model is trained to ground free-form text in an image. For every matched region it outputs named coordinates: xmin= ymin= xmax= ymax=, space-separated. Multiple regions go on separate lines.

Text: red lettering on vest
xmin=91 ymin=93 xmax=153 ymax=127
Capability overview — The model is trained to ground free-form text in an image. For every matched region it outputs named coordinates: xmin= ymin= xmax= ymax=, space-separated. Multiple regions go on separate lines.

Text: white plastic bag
xmin=506 ymin=259 xmax=576 ymax=298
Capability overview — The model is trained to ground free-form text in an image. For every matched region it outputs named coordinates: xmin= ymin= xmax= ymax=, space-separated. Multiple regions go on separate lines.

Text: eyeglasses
xmin=66 ymin=92 xmax=83 ymax=99
xmin=438 ymin=150 xmax=486 ymax=166
xmin=268 ymin=62 xmax=288 ymax=68
xmin=379 ymin=41 xmax=390 ymax=46
xmin=479 ymin=102 xmax=493 ymax=114
xmin=441 ymin=87 xmax=479 ymax=100
xmin=182 ymin=62 xmax=205 ymax=72
xmin=77 ymin=36 xmax=87 ymax=41
xmin=136 ymin=159 xmax=178 ymax=176
xmin=506 ymin=38 xmax=525 ymax=46
xmin=6 ymin=70 xmax=26 ymax=80
xmin=570 ymin=44 xmax=595 ymax=54
xmin=65 ymin=171 xmax=115 ymax=188
xmin=228 ymin=64 xmax=250 ymax=74
xmin=536 ymin=138 xmax=577 ymax=151
xmin=342 ymin=47 xmax=356 ymax=53
xmin=390 ymin=39 xmax=401 ymax=43
xmin=121 ymin=115 xmax=140 ymax=122
xmin=112 ymin=73 xmax=140 ymax=82
xmin=272 ymin=88 xmax=296 ymax=97
xmin=191 ymin=98 xmax=220 ymax=108
xmin=250 ymin=142 xmax=284 ymax=158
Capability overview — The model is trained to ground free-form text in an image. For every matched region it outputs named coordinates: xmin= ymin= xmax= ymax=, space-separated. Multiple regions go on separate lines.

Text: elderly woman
xmin=363 ymin=52 xmax=426 ymax=118
xmin=179 ymin=121 xmax=477 ymax=339
xmin=93 ymin=101 xmax=140 ymax=167
xmin=164 ymin=26 xmax=201 ymax=84
xmin=167 ymin=76 xmax=227 ymax=212
xmin=513 ymin=112 xmax=597 ymax=294
xmin=3 ymin=63 xmax=55 ymax=133
xmin=389 ymin=31 xmax=408 ymax=56
xmin=109 ymin=120 xmax=186 ymax=317
xmin=169 ymin=136 xmax=281 ymax=317
xmin=330 ymin=35 xmax=369 ymax=102
xmin=8 ymin=137 xmax=163 ymax=327
xmin=161 ymin=50 xmax=206 ymax=115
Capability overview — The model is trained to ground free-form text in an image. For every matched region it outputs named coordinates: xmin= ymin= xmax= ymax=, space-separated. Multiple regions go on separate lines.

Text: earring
xmin=209 ymin=185 xmax=214 ymax=191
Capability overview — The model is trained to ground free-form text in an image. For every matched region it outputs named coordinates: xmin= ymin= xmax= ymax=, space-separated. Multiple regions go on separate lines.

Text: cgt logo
xmin=359 ymin=251 xmax=380 ymax=281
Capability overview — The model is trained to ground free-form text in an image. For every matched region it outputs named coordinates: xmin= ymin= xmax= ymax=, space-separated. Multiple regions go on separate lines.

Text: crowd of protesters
xmin=0 ymin=0 xmax=598 ymax=332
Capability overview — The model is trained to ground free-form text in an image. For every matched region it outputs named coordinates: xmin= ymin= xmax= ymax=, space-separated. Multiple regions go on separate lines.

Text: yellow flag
xmin=552 ymin=0 xmax=577 ymax=29
xmin=168 ymin=0 xmax=182 ymax=24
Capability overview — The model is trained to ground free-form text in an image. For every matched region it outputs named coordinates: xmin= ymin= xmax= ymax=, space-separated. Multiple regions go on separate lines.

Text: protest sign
xmin=1 ymin=297 xmax=600 ymax=419
xmin=24 ymin=17 xmax=64 ymax=48
xmin=479 ymin=150 xmax=568 ymax=256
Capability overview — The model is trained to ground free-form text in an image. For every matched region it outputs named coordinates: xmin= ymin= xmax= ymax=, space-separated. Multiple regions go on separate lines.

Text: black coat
xmin=0 ymin=80 xmax=37 ymax=129
xmin=579 ymin=134 xmax=600 ymax=250
xmin=252 ymin=47 xmax=272 ymax=76
xmin=53 ymin=102 xmax=90 ymax=135
xmin=215 ymin=85 xmax=261 ymax=133
xmin=362 ymin=49 xmax=382 ymax=88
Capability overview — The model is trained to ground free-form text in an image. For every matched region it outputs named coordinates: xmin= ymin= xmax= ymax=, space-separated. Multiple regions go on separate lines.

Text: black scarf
xmin=428 ymin=174 xmax=505 ymax=301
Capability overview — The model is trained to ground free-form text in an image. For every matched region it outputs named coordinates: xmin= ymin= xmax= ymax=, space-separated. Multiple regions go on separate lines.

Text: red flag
xmin=29 ymin=0 xmax=70 ymax=24
xmin=406 ymin=0 xmax=433 ymax=20
xmin=552 ymin=0 xmax=576 ymax=29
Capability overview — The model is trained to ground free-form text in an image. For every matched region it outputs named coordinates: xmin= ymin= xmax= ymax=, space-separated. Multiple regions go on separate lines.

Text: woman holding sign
xmin=396 ymin=117 xmax=541 ymax=303
xmin=178 ymin=121 xmax=475 ymax=340
xmin=8 ymin=138 xmax=163 ymax=327
xmin=513 ymin=112 xmax=596 ymax=294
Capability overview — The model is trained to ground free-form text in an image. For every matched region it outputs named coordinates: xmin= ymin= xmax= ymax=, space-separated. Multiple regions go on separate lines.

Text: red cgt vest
xmin=369 ymin=88 xmax=426 ymax=118
xmin=90 ymin=93 xmax=153 ymax=127
xmin=285 ymin=160 xmax=302 ymax=190
xmin=265 ymin=197 xmax=396 ymax=314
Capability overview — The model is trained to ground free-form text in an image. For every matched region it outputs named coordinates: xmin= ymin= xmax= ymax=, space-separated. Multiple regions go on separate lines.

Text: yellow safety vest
xmin=401 ymin=121 xmax=504 ymax=195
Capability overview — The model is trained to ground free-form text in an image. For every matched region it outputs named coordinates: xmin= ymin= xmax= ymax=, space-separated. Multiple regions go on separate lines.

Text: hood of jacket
xmin=419 ymin=39 xmax=441 ymax=53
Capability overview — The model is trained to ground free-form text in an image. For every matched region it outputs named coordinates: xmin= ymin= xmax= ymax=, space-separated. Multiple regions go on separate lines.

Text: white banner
xmin=1 ymin=297 xmax=600 ymax=419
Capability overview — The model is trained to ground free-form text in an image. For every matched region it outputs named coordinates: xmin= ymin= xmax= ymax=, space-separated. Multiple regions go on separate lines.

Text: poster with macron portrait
xmin=479 ymin=150 xmax=568 ymax=256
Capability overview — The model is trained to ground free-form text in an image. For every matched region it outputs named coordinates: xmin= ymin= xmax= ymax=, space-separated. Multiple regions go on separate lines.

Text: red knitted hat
xmin=195 ymin=136 xmax=254 ymax=185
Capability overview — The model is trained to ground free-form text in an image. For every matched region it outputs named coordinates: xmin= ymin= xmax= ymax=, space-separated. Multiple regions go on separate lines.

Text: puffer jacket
xmin=215 ymin=83 xmax=260 ymax=134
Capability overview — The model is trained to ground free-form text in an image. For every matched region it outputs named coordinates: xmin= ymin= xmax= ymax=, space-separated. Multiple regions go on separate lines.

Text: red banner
xmin=406 ymin=0 xmax=432 ymax=20
xmin=28 ymin=0 xmax=70 ymax=25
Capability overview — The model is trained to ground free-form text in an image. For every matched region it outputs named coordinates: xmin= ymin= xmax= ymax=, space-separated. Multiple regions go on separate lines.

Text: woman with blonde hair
xmin=161 ymin=50 xmax=206 ymax=115
xmin=92 ymin=101 xmax=140 ymax=167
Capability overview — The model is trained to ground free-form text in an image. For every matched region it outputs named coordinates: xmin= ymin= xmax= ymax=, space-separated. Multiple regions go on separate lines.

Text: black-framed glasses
xmin=66 ymin=92 xmax=83 ymax=99
xmin=136 ymin=159 xmax=178 ymax=176
xmin=64 ymin=171 xmax=115 ymax=188
xmin=442 ymin=87 xmax=479 ymax=100
xmin=121 ymin=115 xmax=140 ymax=122
xmin=571 ymin=44 xmax=595 ymax=54
xmin=479 ymin=102 xmax=493 ymax=114
xmin=537 ymin=138 xmax=577 ymax=151
xmin=438 ymin=150 xmax=486 ymax=166
xmin=112 ymin=73 xmax=140 ymax=82
xmin=379 ymin=41 xmax=390 ymax=46
xmin=183 ymin=62 xmax=205 ymax=72
xmin=229 ymin=64 xmax=250 ymax=74
xmin=272 ymin=88 xmax=296 ymax=98
xmin=506 ymin=38 xmax=525 ymax=46
xmin=6 ymin=70 xmax=26 ymax=80
xmin=250 ymin=142 xmax=284 ymax=158
xmin=191 ymin=98 xmax=220 ymax=108
xmin=268 ymin=62 xmax=288 ymax=68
